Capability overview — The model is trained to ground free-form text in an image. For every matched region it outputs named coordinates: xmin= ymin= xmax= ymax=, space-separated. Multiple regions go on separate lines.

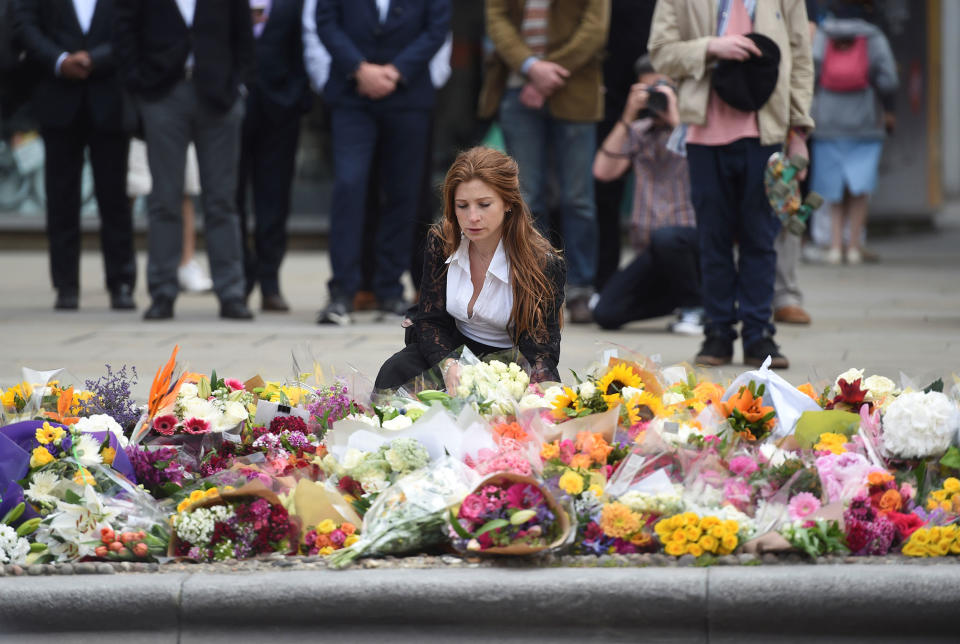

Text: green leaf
xmin=63 ymin=488 xmax=82 ymax=505
xmin=475 ymin=518 xmax=509 ymax=537
xmin=924 ymin=378 xmax=944 ymax=394
xmin=448 ymin=509 xmax=472 ymax=539
xmin=941 ymin=447 xmax=960 ymax=471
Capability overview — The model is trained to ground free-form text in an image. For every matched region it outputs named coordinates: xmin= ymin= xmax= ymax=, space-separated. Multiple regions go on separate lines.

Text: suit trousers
xmin=138 ymin=80 xmax=246 ymax=301
xmin=327 ymin=107 xmax=431 ymax=302
xmin=236 ymin=90 xmax=302 ymax=296
xmin=41 ymin=109 xmax=135 ymax=294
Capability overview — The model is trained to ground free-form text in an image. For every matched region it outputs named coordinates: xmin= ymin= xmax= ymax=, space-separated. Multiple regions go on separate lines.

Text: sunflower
xmin=625 ymin=391 xmax=665 ymax=426
xmin=550 ymin=386 xmax=580 ymax=420
xmin=597 ymin=363 xmax=644 ymax=409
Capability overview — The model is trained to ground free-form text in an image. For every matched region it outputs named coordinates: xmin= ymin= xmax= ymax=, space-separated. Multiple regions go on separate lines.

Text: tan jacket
xmin=648 ymin=0 xmax=814 ymax=145
xmin=478 ymin=0 xmax=610 ymax=123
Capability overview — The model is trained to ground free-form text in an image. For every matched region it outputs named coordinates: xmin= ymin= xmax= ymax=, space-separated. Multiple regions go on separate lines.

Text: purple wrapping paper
xmin=0 ymin=481 xmax=39 ymax=527
xmin=0 ymin=420 xmax=137 ymax=484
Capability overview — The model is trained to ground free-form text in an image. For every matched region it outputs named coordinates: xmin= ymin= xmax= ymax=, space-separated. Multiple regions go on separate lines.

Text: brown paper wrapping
xmin=608 ymin=357 xmax=664 ymax=397
xmin=455 ymin=472 xmax=571 ymax=556
xmin=291 ymin=479 xmax=363 ymax=539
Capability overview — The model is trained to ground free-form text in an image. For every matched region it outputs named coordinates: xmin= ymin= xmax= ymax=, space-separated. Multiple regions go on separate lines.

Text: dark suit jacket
xmin=113 ymin=0 xmax=254 ymax=112
xmin=13 ymin=0 xmax=123 ymax=130
xmin=251 ymin=0 xmax=310 ymax=118
xmin=315 ymin=0 xmax=450 ymax=110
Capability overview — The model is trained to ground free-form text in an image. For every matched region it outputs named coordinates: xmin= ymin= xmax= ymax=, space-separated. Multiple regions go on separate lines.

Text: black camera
xmin=638 ymin=80 xmax=673 ymax=120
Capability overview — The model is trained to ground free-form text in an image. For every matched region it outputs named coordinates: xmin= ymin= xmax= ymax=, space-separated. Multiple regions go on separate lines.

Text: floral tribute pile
xmin=2 ymin=346 xmax=960 ymax=568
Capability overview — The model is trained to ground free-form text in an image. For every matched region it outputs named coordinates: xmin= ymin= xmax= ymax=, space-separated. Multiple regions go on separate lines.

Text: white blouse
xmin=445 ymin=237 xmax=514 ymax=348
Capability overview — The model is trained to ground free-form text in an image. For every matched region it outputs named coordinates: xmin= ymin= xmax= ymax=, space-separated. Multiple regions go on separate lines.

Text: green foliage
xmin=781 ymin=519 xmax=849 ymax=559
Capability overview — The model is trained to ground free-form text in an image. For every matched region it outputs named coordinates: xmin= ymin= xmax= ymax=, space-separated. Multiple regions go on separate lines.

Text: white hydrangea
xmin=178 ymin=382 xmax=199 ymax=400
xmin=73 ymin=414 xmax=127 ymax=448
xmin=882 ymin=391 xmax=960 ymax=459
xmin=174 ymin=505 xmax=233 ymax=547
xmin=0 ymin=524 xmax=31 ymax=565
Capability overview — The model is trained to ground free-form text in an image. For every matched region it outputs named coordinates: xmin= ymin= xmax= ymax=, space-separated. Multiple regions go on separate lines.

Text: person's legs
xmin=138 ymin=84 xmax=191 ymax=302
xmin=87 ymin=125 xmax=136 ymax=294
xmin=327 ymin=107 xmax=379 ymax=304
xmin=594 ymin=119 xmax=625 ymax=292
xmin=41 ymin=123 xmax=86 ymax=302
xmin=181 ymin=196 xmax=196 ymax=265
xmin=250 ymin=105 xmax=301 ymax=298
xmin=735 ymin=140 xmax=783 ymax=357
xmin=592 ymin=251 xmax=672 ymax=329
xmin=772 ymin=228 xmax=808 ymax=322
xmin=375 ymin=343 xmax=431 ymax=390
xmin=235 ymin=92 xmax=257 ymax=292
xmin=552 ymin=117 xmax=598 ymax=302
xmin=373 ymin=108 xmax=431 ymax=307
xmin=846 ymin=193 xmax=870 ymax=262
xmin=686 ymin=144 xmax=739 ymax=345
xmin=498 ymin=89 xmax=549 ymax=229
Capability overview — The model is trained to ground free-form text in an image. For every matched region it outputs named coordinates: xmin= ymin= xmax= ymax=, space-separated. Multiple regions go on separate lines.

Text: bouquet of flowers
xmin=780 ymin=518 xmax=849 ymax=559
xmin=880 ymin=391 xmax=959 ymax=460
xmin=448 ymin=473 xmax=568 ymax=554
xmin=92 ymin=525 xmax=168 ymax=562
xmin=654 ymin=513 xmax=741 ymax=558
xmin=321 ymin=437 xmax=431 ymax=503
xmin=305 ymin=380 xmax=365 ymax=437
xmin=0 ymin=501 xmax=43 ymax=565
xmin=170 ymin=481 xmax=298 ymax=562
xmin=327 ymin=457 xmax=479 ymax=568
xmin=300 ymin=518 xmax=360 ymax=556
xmin=463 ymin=420 xmax=541 ymax=477
xmin=454 ymin=359 xmax=530 ymax=417
xmin=723 ymin=382 xmax=777 ymax=442
xmin=152 ymin=372 xmax=254 ymax=438
xmin=576 ymin=500 xmax=657 ymax=556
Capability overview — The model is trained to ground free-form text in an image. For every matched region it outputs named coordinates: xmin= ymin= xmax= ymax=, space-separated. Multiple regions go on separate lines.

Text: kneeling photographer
xmin=591 ymin=56 xmax=701 ymax=333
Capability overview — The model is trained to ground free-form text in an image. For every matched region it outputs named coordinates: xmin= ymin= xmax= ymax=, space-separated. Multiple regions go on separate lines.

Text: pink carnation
xmin=788 ymin=492 xmax=822 ymax=521
xmin=728 ymin=455 xmax=759 ymax=477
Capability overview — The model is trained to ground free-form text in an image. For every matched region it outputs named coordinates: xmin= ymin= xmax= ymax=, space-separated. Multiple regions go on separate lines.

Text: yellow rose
xmin=316 ymin=519 xmax=337 ymax=535
xmin=668 ymin=515 xmax=684 ymax=530
xmin=700 ymin=516 xmax=720 ymax=530
xmin=73 ymin=467 xmax=95 ymax=486
xmin=683 ymin=512 xmax=699 ymax=527
xmin=911 ymin=529 xmax=930 ymax=545
xmin=664 ymin=542 xmax=686 ymax=557
xmin=722 ymin=520 xmax=739 ymax=534
xmin=30 ymin=446 xmax=55 ymax=468
xmin=588 ymin=484 xmax=605 ymax=498
xmin=935 ymin=540 xmax=952 ymax=556
xmin=558 ymin=470 xmax=585 ymax=496
xmin=709 ymin=525 xmax=728 ymax=539
xmin=684 ymin=526 xmax=703 ymax=542
xmin=344 ymin=534 xmax=360 ymax=547
xmin=721 ymin=534 xmax=738 ymax=551
xmin=318 ymin=546 xmax=334 ymax=556
xmin=670 ymin=530 xmax=687 ymax=544
xmin=654 ymin=520 xmax=671 ymax=536
xmin=686 ymin=543 xmax=703 ymax=557
xmin=698 ymin=535 xmax=718 ymax=554
xmin=901 ymin=542 xmax=923 ymax=558
xmin=540 ymin=443 xmax=560 ymax=460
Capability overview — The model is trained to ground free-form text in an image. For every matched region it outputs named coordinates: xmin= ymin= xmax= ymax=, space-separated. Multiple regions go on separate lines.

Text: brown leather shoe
xmin=773 ymin=305 xmax=811 ymax=325
xmin=353 ymin=290 xmax=378 ymax=311
xmin=261 ymin=293 xmax=290 ymax=312
xmin=567 ymin=296 xmax=593 ymax=324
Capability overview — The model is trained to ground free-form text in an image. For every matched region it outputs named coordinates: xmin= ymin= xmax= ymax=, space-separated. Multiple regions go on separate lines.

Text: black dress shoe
xmin=220 ymin=298 xmax=254 ymax=320
xmin=110 ymin=284 xmax=136 ymax=311
xmin=54 ymin=290 xmax=79 ymax=311
xmin=143 ymin=297 xmax=174 ymax=320
xmin=261 ymin=293 xmax=289 ymax=312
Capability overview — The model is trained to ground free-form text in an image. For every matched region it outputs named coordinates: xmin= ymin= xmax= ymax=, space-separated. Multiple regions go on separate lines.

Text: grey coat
xmin=811 ymin=17 xmax=898 ymax=140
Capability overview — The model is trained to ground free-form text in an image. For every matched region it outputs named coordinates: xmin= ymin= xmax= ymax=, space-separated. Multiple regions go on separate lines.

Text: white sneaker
xmin=669 ymin=308 xmax=705 ymax=336
xmin=825 ymin=247 xmax=843 ymax=265
xmin=178 ymin=259 xmax=213 ymax=293
xmin=846 ymin=247 xmax=863 ymax=265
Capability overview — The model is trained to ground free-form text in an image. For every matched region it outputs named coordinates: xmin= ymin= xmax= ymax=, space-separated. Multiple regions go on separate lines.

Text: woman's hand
xmin=442 ymin=359 xmax=460 ymax=393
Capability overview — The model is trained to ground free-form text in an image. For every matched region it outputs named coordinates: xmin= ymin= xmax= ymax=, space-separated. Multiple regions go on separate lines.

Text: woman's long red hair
xmin=436 ymin=147 xmax=562 ymax=342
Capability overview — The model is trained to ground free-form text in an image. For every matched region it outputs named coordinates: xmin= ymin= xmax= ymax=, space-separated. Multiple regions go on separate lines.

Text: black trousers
xmin=593 ymin=226 xmax=700 ymax=330
xmin=41 ymin=109 xmax=134 ymax=294
xmin=594 ymin=117 xmax=627 ymax=292
xmin=375 ymin=330 xmax=515 ymax=390
xmin=236 ymin=89 xmax=302 ymax=296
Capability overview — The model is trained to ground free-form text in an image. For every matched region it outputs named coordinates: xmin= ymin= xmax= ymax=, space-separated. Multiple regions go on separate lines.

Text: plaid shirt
xmin=622 ymin=120 xmax=696 ymax=251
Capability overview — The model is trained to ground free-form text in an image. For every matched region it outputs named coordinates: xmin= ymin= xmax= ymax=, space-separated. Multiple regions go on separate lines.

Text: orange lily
xmin=45 ymin=386 xmax=80 ymax=426
xmin=723 ymin=387 xmax=775 ymax=427
xmin=147 ymin=345 xmax=186 ymax=420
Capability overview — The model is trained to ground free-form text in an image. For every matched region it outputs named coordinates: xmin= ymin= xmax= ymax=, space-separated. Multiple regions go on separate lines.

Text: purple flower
xmin=81 ymin=364 xmax=140 ymax=431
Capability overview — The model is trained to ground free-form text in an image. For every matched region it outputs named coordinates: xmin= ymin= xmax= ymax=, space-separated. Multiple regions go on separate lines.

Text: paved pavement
xmin=1 ymin=205 xmax=958 ymax=394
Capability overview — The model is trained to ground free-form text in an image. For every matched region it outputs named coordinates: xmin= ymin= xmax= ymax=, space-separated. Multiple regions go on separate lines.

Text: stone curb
xmin=1 ymin=566 xmax=958 ymax=643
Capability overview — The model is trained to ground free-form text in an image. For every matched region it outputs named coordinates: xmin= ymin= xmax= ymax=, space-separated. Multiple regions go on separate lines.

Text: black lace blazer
xmin=414 ymin=232 xmax=565 ymax=383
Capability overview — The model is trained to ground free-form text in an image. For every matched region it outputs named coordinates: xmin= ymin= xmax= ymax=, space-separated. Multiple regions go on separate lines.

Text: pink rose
xmin=459 ymin=494 xmax=486 ymax=521
xmin=728 ymin=455 xmax=759 ymax=477
xmin=224 ymin=379 xmax=246 ymax=392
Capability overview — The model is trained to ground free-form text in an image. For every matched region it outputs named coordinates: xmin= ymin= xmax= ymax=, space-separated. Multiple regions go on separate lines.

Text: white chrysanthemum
xmin=0 ymin=524 xmax=31 ymax=565
xmin=25 ymin=470 xmax=61 ymax=505
xmin=882 ymin=391 xmax=959 ymax=459
xmin=183 ymin=397 xmax=217 ymax=423
xmin=178 ymin=382 xmax=199 ymax=400
xmin=833 ymin=368 xmax=865 ymax=394
xmin=72 ymin=433 xmax=103 ymax=466
xmin=74 ymin=414 xmax=127 ymax=448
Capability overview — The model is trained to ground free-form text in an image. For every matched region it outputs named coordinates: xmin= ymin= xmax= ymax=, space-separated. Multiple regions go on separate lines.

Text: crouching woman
xmin=375 ymin=147 xmax=565 ymax=390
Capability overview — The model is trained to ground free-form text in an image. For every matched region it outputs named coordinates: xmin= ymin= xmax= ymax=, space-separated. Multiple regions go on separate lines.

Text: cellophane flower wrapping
xmin=327 ymin=456 xmax=479 ymax=568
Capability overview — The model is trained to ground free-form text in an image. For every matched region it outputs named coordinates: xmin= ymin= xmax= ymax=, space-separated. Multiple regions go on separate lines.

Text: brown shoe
xmin=773 ymin=305 xmax=811 ymax=325
xmin=567 ymin=296 xmax=593 ymax=324
xmin=353 ymin=290 xmax=378 ymax=311
xmin=261 ymin=293 xmax=290 ymax=312
xmin=694 ymin=335 xmax=733 ymax=367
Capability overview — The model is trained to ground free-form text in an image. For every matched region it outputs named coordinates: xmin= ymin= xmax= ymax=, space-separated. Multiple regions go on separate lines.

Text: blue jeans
xmin=328 ymin=107 xmax=431 ymax=302
xmin=499 ymin=89 xmax=597 ymax=289
xmin=686 ymin=139 xmax=781 ymax=345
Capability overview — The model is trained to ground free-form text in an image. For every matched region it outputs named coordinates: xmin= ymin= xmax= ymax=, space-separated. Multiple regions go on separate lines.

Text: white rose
xmin=864 ymin=375 xmax=898 ymax=403
xmin=341 ymin=448 xmax=367 ymax=471
xmin=834 ymin=368 xmax=865 ymax=394
xmin=178 ymin=382 xmax=199 ymax=400
xmin=517 ymin=394 xmax=548 ymax=412
xmin=219 ymin=400 xmax=248 ymax=430
xmin=489 ymin=360 xmax=507 ymax=375
xmin=382 ymin=415 xmax=413 ymax=431
xmin=621 ymin=386 xmax=644 ymax=401
xmin=759 ymin=442 xmax=789 ymax=467
xmin=578 ymin=382 xmax=597 ymax=399
xmin=662 ymin=391 xmax=686 ymax=406
xmin=508 ymin=363 xmax=522 ymax=374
